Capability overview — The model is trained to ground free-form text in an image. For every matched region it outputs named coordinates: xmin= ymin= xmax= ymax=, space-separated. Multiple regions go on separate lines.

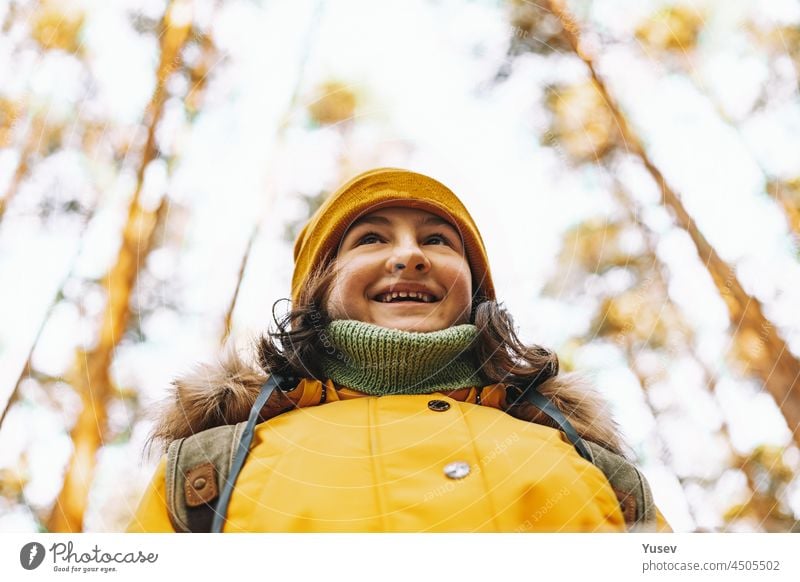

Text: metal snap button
xmin=192 ymin=477 xmax=207 ymax=490
xmin=443 ymin=461 xmax=471 ymax=480
xmin=428 ymin=399 xmax=450 ymax=412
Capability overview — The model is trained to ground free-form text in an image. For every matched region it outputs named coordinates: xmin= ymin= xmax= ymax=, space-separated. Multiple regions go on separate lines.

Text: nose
xmin=385 ymin=239 xmax=431 ymax=273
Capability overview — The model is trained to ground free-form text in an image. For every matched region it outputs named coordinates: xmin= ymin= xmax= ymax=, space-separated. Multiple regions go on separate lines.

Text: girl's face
xmin=326 ymin=206 xmax=473 ymax=332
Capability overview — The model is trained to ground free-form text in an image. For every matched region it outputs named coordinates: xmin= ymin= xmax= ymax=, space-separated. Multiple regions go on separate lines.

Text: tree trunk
xmin=624 ymin=195 xmax=761 ymax=529
xmin=546 ymin=0 xmax=800 ymax=446
xmin=44 ymin=0 xmax=191 ymax=532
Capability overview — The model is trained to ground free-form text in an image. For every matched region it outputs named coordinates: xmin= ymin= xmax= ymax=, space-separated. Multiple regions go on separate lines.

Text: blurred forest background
xmin=1 ymin=0 xmax=799 ymax=533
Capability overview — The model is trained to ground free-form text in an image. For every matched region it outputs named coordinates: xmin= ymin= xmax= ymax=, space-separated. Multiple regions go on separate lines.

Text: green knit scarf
xmin=320 ymin=319 xmax=482 ymax=395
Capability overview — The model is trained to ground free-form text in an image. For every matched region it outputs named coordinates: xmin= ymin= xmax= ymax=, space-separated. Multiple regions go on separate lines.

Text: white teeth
xmin=377 ymin=291 xmax=436 ymax=303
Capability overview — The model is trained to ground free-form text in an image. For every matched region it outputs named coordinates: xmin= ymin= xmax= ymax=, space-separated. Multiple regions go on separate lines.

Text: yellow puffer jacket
xmin=128 ymin=379 xmax=669 ymax=532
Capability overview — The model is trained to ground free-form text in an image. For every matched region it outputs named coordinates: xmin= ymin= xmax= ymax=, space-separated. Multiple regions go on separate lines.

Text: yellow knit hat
xmin=292 ymin=167 xmax=495 ymax=304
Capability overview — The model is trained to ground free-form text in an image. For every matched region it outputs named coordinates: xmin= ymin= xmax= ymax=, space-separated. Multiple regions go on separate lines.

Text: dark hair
xmin=256 ymin=260 xmax=625 ymax=454
xmin=256 ymin=262 xmax=339 ymax=382
xmin=256 ymin=261 xmax=559 ymax=390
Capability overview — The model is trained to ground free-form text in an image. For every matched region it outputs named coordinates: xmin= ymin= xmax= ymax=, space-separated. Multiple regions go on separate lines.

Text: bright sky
xmin=0 ymin=0 xmax=799 ymax=532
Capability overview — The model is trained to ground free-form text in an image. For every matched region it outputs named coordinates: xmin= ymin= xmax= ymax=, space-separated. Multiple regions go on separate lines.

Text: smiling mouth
xmin=373 ymin=291 xmax=439 ymax=303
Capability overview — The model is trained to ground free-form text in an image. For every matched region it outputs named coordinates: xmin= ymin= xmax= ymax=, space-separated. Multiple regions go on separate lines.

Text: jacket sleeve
xmin=126 ymin=457 xmax=176 ymax=533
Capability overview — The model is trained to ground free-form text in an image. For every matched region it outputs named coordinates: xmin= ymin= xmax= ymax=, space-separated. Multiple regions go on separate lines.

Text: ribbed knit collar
xmin=320 ymin=319 xmax=482 ymax=395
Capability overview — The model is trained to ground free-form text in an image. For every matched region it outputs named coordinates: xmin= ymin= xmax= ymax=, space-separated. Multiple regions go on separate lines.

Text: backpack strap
xmin=507 ymin=381 xmax=657 ymax=530
xmin=211 ymin=374 xmax=281 ymax=532
xmin=164 ymin=373 xmax=287 ymax=533
xmin=165 ymin=375 xmax=657 ymax=531
xmin=506 ymin=382 xmax=592 ymax=462
xmin=165 ymin=422 xmax=247 ymax=533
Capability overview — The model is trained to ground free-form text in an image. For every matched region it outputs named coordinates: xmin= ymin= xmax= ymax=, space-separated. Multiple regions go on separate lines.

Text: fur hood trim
xmin=149 ymin=346 xmax=627 ymax=456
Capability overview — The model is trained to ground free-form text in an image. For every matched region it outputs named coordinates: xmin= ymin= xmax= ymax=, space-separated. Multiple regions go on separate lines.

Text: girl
xmin=128 ymin=168 xmax=671 ymax=532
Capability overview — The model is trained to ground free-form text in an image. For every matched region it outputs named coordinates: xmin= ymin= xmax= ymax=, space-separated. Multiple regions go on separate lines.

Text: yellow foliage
xmin=767 ymin=178 xmax=800 ymax=206
xmin=751 ymin=24 xmax=800 ymax=61
xmin=307 ymin=81 xmax=357 ymax=126
xmin=31 ymin=5 xmax=85 ymax=54
xmin=0 ymin=98 xmax=22 ymax=129
xmin=635 ymin=5 xmax=704 ymax=53
xmin=744 ymin=445 xmax=795 ymax=485
xmin=723 ymin=446 xmax=798 ymax=531
xmin=0 ymin=463 xmax=28 ymax=499
xmin=555 ymin=338 xmax=582 ymax=372
xmin=595 ymin=296 xmax=634 ymax=338
xmin=594 ymin=286 xmax=679 ymax=349
xmin=508 ymin=0 xmax=572 ymax=55
xmin=559 ymin=219 xmax=645 ymax=273
xmin=722 ymin=501 xmax=750 ymax=523
xmin=0 ymin=98 xmax=23 ymax=148
xmin=729 ymin=328 xmax=769 ymax=376
xmin=545 ymin=82 xmax=617 ymax=163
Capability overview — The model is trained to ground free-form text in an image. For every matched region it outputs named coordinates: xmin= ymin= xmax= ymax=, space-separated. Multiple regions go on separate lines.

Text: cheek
xmin=326 ymin=259 xmax=372 ymax=311
xmin=442 ymin=258 xmax=473 ymax=304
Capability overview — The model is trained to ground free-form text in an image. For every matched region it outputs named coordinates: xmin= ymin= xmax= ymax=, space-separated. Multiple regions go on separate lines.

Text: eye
xmin=425 ymin=232 xmax=451 ymax=246
xmin=356 ymin=231 xmax=383 ymax=245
